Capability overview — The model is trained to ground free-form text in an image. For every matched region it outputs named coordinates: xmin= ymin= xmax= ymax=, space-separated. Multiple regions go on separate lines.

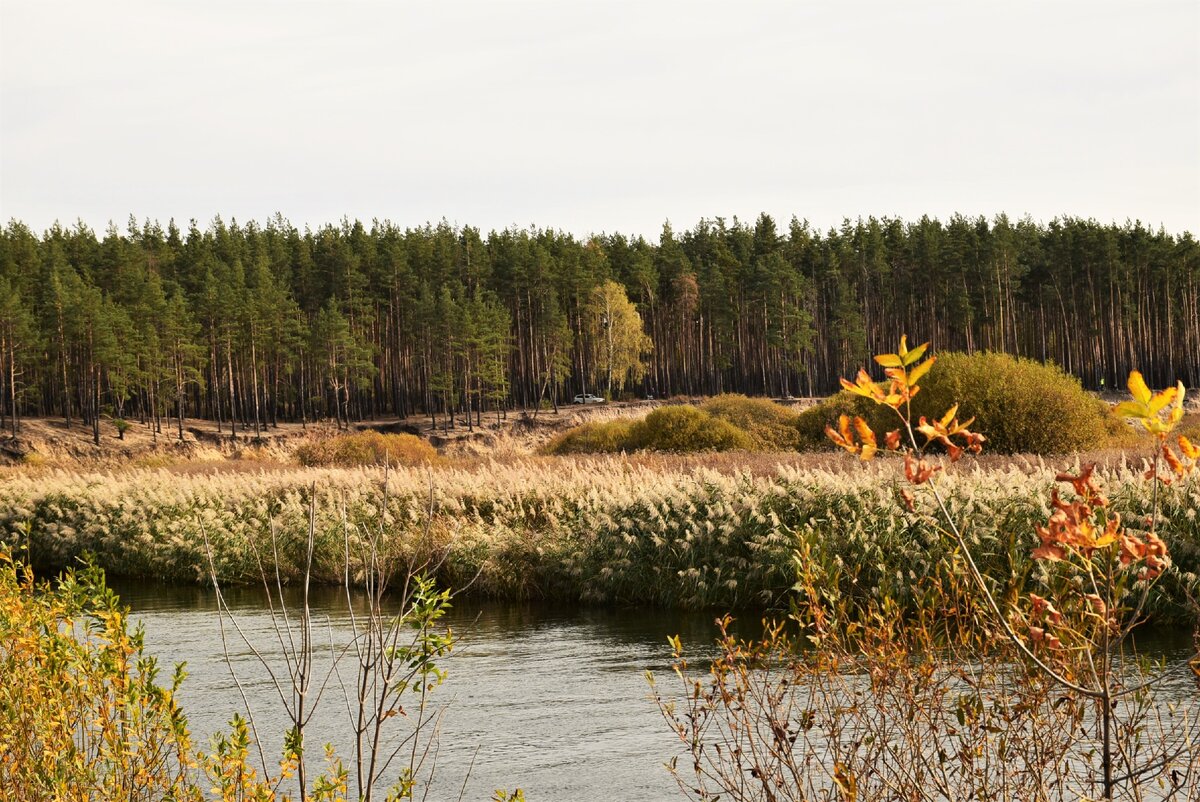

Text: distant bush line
xmin=549 ymin=355 xmax=1138 ymax=456
xmin=0 ymin=214 xmax=1196 ymax=441
xmin=2 ymin=462 xmax=1197 ymax=618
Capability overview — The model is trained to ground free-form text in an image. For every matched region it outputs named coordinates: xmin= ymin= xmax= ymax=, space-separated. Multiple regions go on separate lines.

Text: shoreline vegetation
xmin=3 ymin=456 xmax=1197 ymax=618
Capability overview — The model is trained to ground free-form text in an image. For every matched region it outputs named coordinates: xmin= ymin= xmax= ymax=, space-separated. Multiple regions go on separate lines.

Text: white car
xmin=573 ymin=393 xmax=605 ymax=404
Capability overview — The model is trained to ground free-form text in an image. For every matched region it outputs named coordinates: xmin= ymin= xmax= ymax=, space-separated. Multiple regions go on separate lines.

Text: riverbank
xmin=3 ymin=457 xmax=1197 ymax=615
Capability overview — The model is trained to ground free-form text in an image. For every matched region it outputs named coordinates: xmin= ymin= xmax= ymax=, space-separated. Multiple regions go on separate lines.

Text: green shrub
xmin=796 ymin=351 xmax=1125 ymax=454
xmin=628 ymin=406 xmax=753 ymax=453
xmin=543 ymin=419 xmax=637 ymax=455
xmin=295 ymin=430 xmax=439 ymax=467
xmin=701 ymin=394 xmax=801 ymax=450
xmin=913 ymin=352 xmax=1116 ymax=454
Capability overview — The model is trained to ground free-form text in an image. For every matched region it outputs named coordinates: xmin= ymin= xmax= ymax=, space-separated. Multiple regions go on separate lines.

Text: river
xmin=114 ymin=580 xmax=734 ymax=802
xmin=114 ymin=580 xmax=1199 ymax=802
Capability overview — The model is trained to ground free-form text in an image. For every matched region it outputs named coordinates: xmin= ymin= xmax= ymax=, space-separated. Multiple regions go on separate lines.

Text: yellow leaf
xmin=839 ymin=414 xmax=855 ymax=447
xmin=898 ymin=334 xmax=909 ymax=357
xmin=1113 ymin=400 xmax=1148 ymax=420
xmin=1148 ymin=386 xmax=1177 ymax=416
xmin=834 ymin=762 xmax=858 ymax=801
xmin=1128 ymin=371 xmax=1152 ymax=405
xmin=1169 ymin=381 xmax=1186 ymax=425
xmin=902 ymin=342 xmax=929 ymax=366
xmin=854 ymin=417 xmax=876 ymax=460
xmin=874 ymin=353 xmax=904 ymax=368
xmin=841 ymin=378 xmax=874 ymax=399
xmin=939 ymin=404 xmax=959 ymax=429
xmin=907 ymin=355 xmax=935 ymax=385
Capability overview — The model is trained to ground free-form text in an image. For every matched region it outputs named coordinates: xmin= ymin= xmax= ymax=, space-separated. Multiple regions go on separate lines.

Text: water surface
xmin=114 ymin=581 xmax=1198 ymax=801
xmin=115 ymin=581 xmax=731 ymax=801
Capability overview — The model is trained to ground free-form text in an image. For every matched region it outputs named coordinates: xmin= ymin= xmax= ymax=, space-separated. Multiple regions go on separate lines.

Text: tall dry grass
xmin=2 ymin=458 xmax=1197 ymax=613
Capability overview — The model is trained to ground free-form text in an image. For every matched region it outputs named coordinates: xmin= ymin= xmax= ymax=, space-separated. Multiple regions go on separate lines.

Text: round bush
xmin=544 ymin=420 xmax=637 ymax=455
xmin=628 ymin=406 xmax=753 ymax=453
xmin=701 ymin=394 xmax=801 ymax=450
xmin=797 ymin=351 xmax=1126 ymax=455
xmin=295 ymin=431 xmax=439 ymax=467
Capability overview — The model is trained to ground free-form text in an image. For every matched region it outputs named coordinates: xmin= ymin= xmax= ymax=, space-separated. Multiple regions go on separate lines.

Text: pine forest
xmin=0 ymin=213 xmax=1196 ymax=440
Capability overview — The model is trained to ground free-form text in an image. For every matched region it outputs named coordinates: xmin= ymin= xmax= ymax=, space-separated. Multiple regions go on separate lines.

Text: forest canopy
xmin=0 ymin=213 xmax=1196 ymax=441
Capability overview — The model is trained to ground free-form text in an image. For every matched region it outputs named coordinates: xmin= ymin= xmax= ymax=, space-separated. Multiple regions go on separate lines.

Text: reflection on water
xmin=112 ymin=580 xmax=743 ymax=802
xmin=111 ymin=580 xmax=1197 ymax=802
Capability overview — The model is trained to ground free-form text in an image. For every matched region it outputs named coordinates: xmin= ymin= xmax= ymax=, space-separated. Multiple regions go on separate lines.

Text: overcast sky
xmin=2 ymin=1 xmax=1197 ymax=238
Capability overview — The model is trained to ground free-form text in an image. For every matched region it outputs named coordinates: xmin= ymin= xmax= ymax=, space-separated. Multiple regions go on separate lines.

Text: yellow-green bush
xmin=545 ymin=406 xmax=754 ymax=455
xmin=295 ymin=430 xmax=439 ymax=467
xmin=797 ymin=351 xmax=1126 ymax=454
xmin=544 ymin=419 xmax=638 ymax=454
xmin=628 ymin=406 xmax=753 ymax=453
xmin=701 ymin=394 xmax=801 ymax=450
xmin=0 ymin=554 xmax=198 ymax=800
xmin=912 ymin=352 xmax=1118 ymax=454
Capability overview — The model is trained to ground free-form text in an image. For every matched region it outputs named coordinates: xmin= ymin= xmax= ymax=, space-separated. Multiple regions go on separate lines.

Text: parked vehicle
xmin=572 ymin=393 xmax=605 ymax=404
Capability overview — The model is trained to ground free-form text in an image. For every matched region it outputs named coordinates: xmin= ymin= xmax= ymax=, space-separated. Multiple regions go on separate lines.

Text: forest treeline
xmin=0 ymin=213 xmax=1197 ymax=441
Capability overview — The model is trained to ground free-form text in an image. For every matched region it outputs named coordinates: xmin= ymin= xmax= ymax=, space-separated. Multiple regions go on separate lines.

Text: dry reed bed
xmin=1 ymin=457 xmax=1197 ymax=611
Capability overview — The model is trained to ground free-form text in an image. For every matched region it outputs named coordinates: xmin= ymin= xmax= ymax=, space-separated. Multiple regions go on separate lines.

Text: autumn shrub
xmin=0 ymin=546 xmax=516 ymax=801
xmin=794 ymin=391 xmax=878 ymax=449
xmin=627 ymin=406 xmax=753 ymax=453
xmin=543 ymin=419 xmax=638 ymax=454
xmin=0 ymin=553 xmax=200 ymax=801
xmin=797 ymin=351 xmax=1124 ymax=454
xmin=701 ymin=394 xmax=801 ymax=450
xmin=295 ymin=430 xmax=438 ymax=467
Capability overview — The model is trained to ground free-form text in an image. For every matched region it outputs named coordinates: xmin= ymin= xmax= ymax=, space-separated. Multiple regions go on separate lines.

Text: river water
xmin=114 ymin=581 xmax=734 ymax=802
xmin=114 ymin=581 xmax=1198 ymax=802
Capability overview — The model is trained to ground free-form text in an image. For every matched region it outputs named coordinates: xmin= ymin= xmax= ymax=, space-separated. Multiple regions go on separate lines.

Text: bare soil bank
xmin=1 ymin=399 xmax=821 ymax=469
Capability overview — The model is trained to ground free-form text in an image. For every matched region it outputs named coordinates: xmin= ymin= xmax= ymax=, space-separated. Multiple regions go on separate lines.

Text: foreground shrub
xmin=0 ymin=547 xmax=520 ymax=801
xmin=661 ymin=337 xmax=1200 ymax=802
xmin=628 ymin=406 xmax=753 ymax=452
xmin=797 ymin=350 xmax=1125 ymax=454
xmin=295 ymin=430 xmax=438 ymax=467
xmin=0 ymin=554 xmax=199 ymax=800
xmin=701 ymin=394 xmax=801 ymax=450
xmin=543 ymin=419 xmax=637 ymax=454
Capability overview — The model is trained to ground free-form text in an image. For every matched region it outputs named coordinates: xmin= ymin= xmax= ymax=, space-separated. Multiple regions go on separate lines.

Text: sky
xmin=1 ymin=0 xmax=1197 ymax=238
